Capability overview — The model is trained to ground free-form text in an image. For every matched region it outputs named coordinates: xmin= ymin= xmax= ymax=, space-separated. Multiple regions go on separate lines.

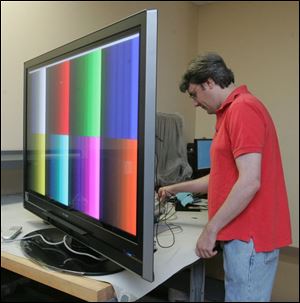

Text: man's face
xmin=187 ymin=82 xmax=220 ymax=114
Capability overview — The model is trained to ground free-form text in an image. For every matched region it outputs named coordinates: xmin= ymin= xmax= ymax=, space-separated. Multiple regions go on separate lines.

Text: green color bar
xmin=70 ymin=50 xmax=102 ymax=136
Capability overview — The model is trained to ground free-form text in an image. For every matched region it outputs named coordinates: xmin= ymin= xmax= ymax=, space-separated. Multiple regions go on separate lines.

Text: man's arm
xmin=158 ymin=174 xmax=209 ymax=202
xmin=195 ymin=153 xmax=261 ymax=258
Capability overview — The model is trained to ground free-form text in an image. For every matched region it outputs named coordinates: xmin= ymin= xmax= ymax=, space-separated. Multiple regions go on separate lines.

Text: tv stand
xmin=20 ymin=228 xmax=123 ymax=276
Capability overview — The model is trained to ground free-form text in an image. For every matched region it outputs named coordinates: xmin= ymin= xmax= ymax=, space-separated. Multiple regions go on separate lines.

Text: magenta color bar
xmin=70 ymin=136 xmax=101 ymax=219
xmin=86 ymin=137 xmax=100 ymax=219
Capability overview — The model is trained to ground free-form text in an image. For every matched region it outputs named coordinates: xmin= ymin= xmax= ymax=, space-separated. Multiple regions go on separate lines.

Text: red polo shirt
xmin=208 ymin=85 xmax=292 ymax=252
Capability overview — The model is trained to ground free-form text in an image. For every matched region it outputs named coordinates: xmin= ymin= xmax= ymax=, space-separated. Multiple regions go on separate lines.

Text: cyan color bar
xmin=46 ymin=135 xmax=69 ymax=206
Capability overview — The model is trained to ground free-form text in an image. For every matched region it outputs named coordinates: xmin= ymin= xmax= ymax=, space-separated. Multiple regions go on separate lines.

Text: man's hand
xmin=157 ymin=175 xmax=210 ymax=203
xmin=195 ymin=224 xmax=218 ymax=258
xmin=157 ymin=186 xmax=175 ymax=202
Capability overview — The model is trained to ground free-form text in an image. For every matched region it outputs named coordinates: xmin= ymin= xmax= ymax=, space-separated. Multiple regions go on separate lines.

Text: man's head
xmin=179 ymin=53 xmax=235 ymax=114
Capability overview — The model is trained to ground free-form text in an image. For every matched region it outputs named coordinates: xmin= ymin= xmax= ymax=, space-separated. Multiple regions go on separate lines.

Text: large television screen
xmin=23 ymin=10 xmax=157 ymax=282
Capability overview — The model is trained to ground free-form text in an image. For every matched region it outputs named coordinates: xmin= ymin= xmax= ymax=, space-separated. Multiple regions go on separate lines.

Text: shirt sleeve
xmin=225 ymin=100 xmax=266 ymax=159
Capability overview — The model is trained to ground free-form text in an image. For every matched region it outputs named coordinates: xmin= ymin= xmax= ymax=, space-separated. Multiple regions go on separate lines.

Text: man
xmin=158 ymin=53 xmax=292 ymax=302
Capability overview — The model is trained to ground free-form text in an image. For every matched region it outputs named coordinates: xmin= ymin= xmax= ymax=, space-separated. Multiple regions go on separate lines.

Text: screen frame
xmin=23 ymin=9 xmax=157 ymax=282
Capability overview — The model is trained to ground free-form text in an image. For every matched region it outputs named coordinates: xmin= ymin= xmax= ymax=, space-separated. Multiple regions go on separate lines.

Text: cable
xmin=155 ymin=201 xmax=183 ymax=249
xmin=2 ymin=233 xmax=105 ymax=261
xmin=154 ymin=192 xmax=208 ymax=248
xmin=62 ymin=236 xmax=105 ymax=261
xmin=1 ymin=233 xmax=64 ymax=245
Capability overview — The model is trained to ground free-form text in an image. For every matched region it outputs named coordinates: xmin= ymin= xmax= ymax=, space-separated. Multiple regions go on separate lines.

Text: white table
xmin=1 ymin=196 xmax=208 ymax=301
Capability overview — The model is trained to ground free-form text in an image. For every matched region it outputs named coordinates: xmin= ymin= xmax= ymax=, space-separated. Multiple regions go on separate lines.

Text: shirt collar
xmin=216 ymin=85 xmax=250 ymax=113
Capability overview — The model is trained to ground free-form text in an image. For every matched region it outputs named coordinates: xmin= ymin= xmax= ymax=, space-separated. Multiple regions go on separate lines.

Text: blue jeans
xmin=223 ymin=239 xmax=279 ymax=302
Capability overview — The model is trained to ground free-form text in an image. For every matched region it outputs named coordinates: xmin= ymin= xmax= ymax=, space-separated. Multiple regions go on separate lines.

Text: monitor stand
xmin=20 ymin=228 xmax=123 ymax=276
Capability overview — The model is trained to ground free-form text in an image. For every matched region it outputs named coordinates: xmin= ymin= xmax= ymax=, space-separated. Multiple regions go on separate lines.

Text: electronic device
xmin=2 ymin=226 xmax=23 ymax=240
xmin=23 ymin=10 xmax=157 ymax=281
xmin=193 ymin=138 xmax=212 ymax=178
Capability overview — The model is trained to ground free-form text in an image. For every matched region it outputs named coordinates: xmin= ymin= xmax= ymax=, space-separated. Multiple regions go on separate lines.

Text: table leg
xmin=189 ymin=259 xmax=205 ymax=302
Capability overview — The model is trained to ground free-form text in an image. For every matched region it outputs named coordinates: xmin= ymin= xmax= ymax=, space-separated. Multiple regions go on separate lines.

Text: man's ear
xmin=206 ymin=78 xmax=216 ymax=89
